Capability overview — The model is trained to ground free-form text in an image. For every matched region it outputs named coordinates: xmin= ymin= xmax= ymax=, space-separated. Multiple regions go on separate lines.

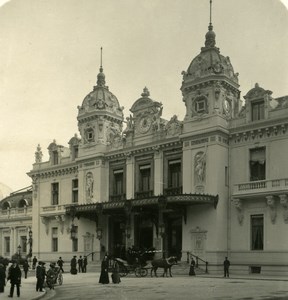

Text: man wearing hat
xmin=7 ymin=260 xmax=21 ymax=297
xmin=36 ymin=261 xmax=46 ymax=292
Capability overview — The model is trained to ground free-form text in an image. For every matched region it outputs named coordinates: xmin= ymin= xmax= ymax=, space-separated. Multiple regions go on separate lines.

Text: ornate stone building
xmin=0 ymin=186 xmax=33 ymax=259
xmin=27 ymin=18 xmax=288 ymax=275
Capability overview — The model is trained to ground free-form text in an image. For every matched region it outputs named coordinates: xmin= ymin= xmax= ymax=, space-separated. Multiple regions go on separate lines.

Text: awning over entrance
xmin=65 ymin=193 xmax=218 ymax=220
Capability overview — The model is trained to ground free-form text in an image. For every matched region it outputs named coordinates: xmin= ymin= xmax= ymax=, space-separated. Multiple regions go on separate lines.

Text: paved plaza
xmin=2 ymin=271 xmax=288 ymax=300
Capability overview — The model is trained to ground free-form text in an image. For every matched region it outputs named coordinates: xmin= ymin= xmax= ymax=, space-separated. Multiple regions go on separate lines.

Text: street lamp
xmin=125 ymin=225 xmax=131 ymax=239
xmin=159 ymin=223 xmax=165 ymax=238
xmin=28 ymin=229 xmax=33 ymax=258
xmin=96 ymin=227 xmax=103 ymax=240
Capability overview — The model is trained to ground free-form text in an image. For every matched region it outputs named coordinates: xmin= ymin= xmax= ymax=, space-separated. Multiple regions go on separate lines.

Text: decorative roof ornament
xmin=204 ymin=0 xmax=216 ymax=49
xmin=35 ymin=144 xmax=43 ymax=163
xmin=96 ymin=47 xmax=106 ymax=87
xmin=141 ymin=87 xmax=150 ymax=98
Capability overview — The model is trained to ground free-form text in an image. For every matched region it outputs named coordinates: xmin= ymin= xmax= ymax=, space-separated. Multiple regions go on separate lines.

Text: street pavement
xmin=2 ymin=271 xmax=288 ymax=300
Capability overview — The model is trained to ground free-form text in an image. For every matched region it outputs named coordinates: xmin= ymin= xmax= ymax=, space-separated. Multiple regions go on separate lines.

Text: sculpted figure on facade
xmin=194 ymin=150 xmax=206 ymax=186
xmin=86 ymin=172 xmax=94 ymax=202
xmin=107 ymin=122 xmax=122 ymax=147
xmin=123 ymin=114 xmax=134 ymax=136
xmin=165 ymin=115 xmax=183 ymax=136
xmin=35 ymin=144 xmax=43 ymax=163
xmin=152 ymin=106 xmax=164 ymax=132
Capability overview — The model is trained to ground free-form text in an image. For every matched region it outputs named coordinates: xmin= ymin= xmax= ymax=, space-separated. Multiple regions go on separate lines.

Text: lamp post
xmin=159 ymin=223 xmax=165 ymax=238
xmin=125 ymin=224 xmax=131 ymax=239
xmin=96 ymin=227 xmax=103 ymax=240
xmin=28 ymin=229 xmax=33 ymax=259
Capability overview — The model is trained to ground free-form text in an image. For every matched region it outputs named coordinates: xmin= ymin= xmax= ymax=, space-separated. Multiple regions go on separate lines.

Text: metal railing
xmin=187 ymin=252 xmax=208 ymax=273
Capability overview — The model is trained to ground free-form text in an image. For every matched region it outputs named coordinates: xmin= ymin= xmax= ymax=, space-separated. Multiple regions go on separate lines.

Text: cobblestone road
xmin=40 ymin=273 xmax=288 ymax=300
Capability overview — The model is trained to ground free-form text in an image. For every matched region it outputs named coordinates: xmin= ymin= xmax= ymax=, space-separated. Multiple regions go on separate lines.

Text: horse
xmin=150 ymin=256 xmax=178 ymax=277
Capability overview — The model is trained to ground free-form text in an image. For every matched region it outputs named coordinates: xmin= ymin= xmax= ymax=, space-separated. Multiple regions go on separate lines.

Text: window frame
xmin=52 ymin=227 xmax=58 ymax=252
xmin=249 ymin=147 xmax=266 ymax=181
xmin=251 ymin=100 xmax=264 ymax=121
xmin=135 ymin=156 xmax=154 ymax=198
xmin=251 ymin=214 xmax=264 ymax=251
xmin=72 ymin=179 xmax=78 ymax=203
xmin=109 ymin=161 xmax=126 ymax=201
xmin=51 ymin=182 xmax=59 ymax=205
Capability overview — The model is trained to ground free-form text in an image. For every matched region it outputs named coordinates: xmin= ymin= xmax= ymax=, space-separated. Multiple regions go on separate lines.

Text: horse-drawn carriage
xmin=112 ymin=248 xmax=178 ymax=278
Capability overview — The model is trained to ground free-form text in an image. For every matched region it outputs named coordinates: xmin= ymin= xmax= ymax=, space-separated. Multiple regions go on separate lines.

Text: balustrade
xmin=234 ymin=178 xmax=288 ymax=197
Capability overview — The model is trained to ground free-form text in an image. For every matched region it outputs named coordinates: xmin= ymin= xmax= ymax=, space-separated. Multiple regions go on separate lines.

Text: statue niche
xmin=86 ymin=172 xmax=94 ymax=202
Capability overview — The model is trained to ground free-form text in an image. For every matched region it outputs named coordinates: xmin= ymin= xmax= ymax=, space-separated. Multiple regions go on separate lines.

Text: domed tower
xmin=77 ymin=54 xmax=124 ymax=153
xmin=181 ymin=12 xmax=240 ymax=124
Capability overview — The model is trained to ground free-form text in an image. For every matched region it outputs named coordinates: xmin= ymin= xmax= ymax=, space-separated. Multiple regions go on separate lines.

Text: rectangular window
xmin=139 ymin=165 xmax=151 ymax=192
xmin=52 ymin=227 xmax=58 ymax=252
xmin=72 ymin=226 xmax=78 ymax=252
xmin=251 ymin=101 xmax=264 ymax=121
xmin=168 ymin=160 xmax=181 ymax=188
xmin=4 ymin=237 xmax=10 ymax=253
xmin=113 ymin=169 xmax=124 ymax=195
xmin=72 ymin=179 xmax=78 ymax=203
xmin=51 ymin=183 xmax=59 ymax=205
xmin=195 ymin=99 xmax=206 ymax=114
xmin=52 ymin=151 xmax=59 ymax=165
xmin=20 ymin=236 xmax=27 ymax=253
xmin=251 ymin=215 xmax=264 ymax=250
xmin=73 ymin=146 xmax=79 ymax=160
xmin=250 ymin=148 xmax=266 ymax=181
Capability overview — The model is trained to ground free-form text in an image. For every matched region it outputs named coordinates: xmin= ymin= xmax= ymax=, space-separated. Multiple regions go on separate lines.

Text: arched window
xmin=18 ymin=199 xmax=28 ymax=208
xmin=2 ymin=201 xmax=11 ymax=210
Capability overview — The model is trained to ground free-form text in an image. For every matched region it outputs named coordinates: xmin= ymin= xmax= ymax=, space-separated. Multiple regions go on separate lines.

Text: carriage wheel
xmin=135 ymin=267 xmax=148 ymax=277
xmin=58 ymin=273 xmax=63 ymax=285
xmin=119 ymin=265 xmax=128 ymax=277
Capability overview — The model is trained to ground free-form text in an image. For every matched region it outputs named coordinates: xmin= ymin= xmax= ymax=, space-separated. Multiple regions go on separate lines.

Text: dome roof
xmin=0 ymin=186 xmax=32 ymax=209
xmin=182 ymin=24 xmax=239 ymax=85
xmin=0 ymin=182 xmax=13 ymax=200
xmin=78 ymin=67 xmax=124 ymax=119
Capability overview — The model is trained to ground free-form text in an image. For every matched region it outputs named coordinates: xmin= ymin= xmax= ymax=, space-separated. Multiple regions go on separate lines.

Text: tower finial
xmin=209 ymin=0 xmax=212 ymax=26
xmin=100 ymin=47 xmax=103 ymax=72
xmin=96 ymin=46 xmax=106 ymax=87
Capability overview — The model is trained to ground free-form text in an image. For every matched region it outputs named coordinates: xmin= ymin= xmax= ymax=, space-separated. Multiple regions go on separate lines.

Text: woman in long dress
xmin=189 ymin=258 xmax=196 ymax=276
xmin=99 ymin=255 xmax=109 ymax=284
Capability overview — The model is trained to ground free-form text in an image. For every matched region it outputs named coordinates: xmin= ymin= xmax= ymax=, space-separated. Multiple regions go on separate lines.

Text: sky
xmin=0 ymin=0 xmax=287 ymax=192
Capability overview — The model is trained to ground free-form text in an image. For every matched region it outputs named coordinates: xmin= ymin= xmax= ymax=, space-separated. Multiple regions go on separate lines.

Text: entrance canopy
xmin=65 ymin=193 xmax=218 ymax=221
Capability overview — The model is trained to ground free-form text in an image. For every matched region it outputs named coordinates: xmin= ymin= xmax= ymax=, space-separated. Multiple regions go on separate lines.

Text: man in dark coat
xmin=0 ymin=263 xmax=6 ymax=293
xmin=70 ymin=256 xmax=77 ymax=275
xmin=36 ymin=262 xmax=46 ymax=292
xmin=83 ymin=256 xmax=88 ymax=273
xmin=224 ymin=257 xmax=230 ymax=278
xmin=23 ymin=260 xmax=30 ymax=279
xmin=78 ymin=256 xmax=83 ymax=273
xmin=32 ymin=256 xmax=37 ymax=270
xmin=7 ymin=261 xmax=22 ymax=297
xmin=57 ymin=257 xmax=64 ymax=273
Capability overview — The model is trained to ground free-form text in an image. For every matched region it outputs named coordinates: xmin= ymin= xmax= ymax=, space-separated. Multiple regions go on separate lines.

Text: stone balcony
xmin=40 ymin=204 xmax=71 ymax=216
xmin=233 ymin=178 xmax=288 ymax=199
xmin=0 ymin=207 xmax=32 ymax=219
